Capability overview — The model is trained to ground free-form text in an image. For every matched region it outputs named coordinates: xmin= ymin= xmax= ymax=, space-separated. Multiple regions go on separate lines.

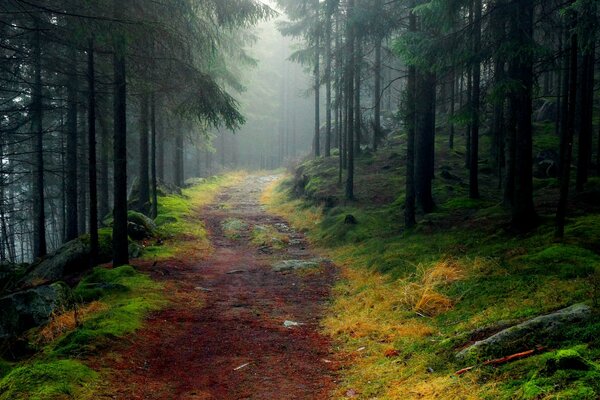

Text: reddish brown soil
xmin=94 ymin=175 xmax=338 ymax=399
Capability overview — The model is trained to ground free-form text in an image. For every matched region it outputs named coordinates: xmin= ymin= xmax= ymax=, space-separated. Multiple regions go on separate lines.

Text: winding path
xmin=97 ymin=175 xmax=337 ymax=399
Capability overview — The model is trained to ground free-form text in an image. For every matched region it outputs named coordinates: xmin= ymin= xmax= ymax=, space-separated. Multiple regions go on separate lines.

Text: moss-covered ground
xmin=262 ymin=130 xmax=600 ymax=399
xmin=0 ymin=173 xmax=243 ymax=399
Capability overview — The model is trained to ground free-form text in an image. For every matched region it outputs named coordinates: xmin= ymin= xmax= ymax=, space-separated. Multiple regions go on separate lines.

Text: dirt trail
xmin=97 ymin=175 xmax=337 ymax=399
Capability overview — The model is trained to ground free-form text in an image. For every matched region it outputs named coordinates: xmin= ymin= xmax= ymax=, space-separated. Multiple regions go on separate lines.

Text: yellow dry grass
xmin=34 ymin=301 xmax=108 ymax=345
xmin=260 ymin=176 xmax=323 ymax=233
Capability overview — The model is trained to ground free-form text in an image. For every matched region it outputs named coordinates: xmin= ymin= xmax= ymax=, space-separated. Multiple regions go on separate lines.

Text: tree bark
xmin=151 ymin=93 xmax=158 ymax=219
xmin=555 ymin=30 xmax=578 ymax=238
xmin=324 ymin=0 xmax=333 ymax=157
xmin=314 ymin=0 xmax=321 ymax=158
xmin=112 ymin=20 xmax=129 ymax=267
xmin=65 ymin=47 xmax=79 ymax=241
xmin=469 ymin=0 xmax=482 ymax=199
xmin=404 ymin=11 xmax=417 ymax=228
xmin=345 ymin=0 xmax=355 ymax=200
xmin=32 ymin=23 xmax=46 ymax=259
xmin=510 ymin=0 xmax=537 ymax=231
xmin=87 ymin=36 xmax=98 ymax=265
xmin=138 ymin=94 xmax=150 ymax=213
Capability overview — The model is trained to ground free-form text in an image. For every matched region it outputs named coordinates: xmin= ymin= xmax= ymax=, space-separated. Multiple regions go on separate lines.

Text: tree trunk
xmin=98 ymin=108 xmax=110 ymax=224
xmin=405 ymin=12 xmax=417 ymax=228
xmin=448 ymin=68 xmax=455 ymax=150
xmin=314 ymin=0 xmax=321 ymax=158
xmin=151 ymin=93 xmax=158 ymax=219
xmin=576 ymin=47 xmax=595 ymax=192
xmin=354 ymin=39 xmax=362 ymax=155
xmin=373 ymin=31 xmax=382 ymax=151
xmin=65 ymin=47 xmax=79 ymax=241
xmin=415 ymin=70 xmax=436 ymax=213
xmin=555 ymin=30 xmax=578 ymax=238
xmin=510 ymin=0 xmax=537 ymax=231
xmin=469 ymin=0 xmax=482 ymax=199
xmin=174 ymin=128 xmax=184 ymax=187
xmin=88 ymin=37 xmax=98 ymax=265
xmin=324 ymin=1 xmax=333 ymax=157
xmin=138 ymin=94 xmax=150 ymax=213
xmin=112 ymin=21 xmax=129 ymax=267
xmin=32 ymin=23 xmax=46 ymax=259
xmin=345 ymin=0 xmax=355 ymax=200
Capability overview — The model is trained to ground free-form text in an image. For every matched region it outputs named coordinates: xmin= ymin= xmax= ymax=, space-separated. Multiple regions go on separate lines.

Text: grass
xmin=262 ymin=135 xmax=600 ymax=399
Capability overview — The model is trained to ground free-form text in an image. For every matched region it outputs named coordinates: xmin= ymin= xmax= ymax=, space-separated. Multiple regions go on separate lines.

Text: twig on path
xmin=234 ymin=362 xmax=251 ymax=371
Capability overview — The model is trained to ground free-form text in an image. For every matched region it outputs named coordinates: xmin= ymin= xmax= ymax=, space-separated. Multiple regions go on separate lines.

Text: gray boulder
xmin=0 ymin=282 xmax=72 ymax=340
xmin=457 ymin=304 xmax=592 ymax=361
xmin=21 ymin=238 xmax=90 ymax=287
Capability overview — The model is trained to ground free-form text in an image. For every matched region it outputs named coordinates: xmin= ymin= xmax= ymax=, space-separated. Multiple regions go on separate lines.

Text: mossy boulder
xmin=127 ymin=211 xmax=157 ymax=240
xmin=0 ymin=282 xmax=72 ymax=340
xmin=457 ymin=304 xmax=592 ymax=361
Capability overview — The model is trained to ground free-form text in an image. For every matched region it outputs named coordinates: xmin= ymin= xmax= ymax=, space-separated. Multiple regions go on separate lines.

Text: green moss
xmin=520 ymin=244 xmax=600 ymax=279
xmin=565 ymin=215 xmax=600 ymax=252
xmin=0 ymin=360 xmax=98 ymax=400
xmin=53 ymin=266 xmax=164 ymax=356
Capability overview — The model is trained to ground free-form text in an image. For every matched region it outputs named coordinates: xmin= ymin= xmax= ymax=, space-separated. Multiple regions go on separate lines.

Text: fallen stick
xmin=455 ymin=347 xmax=545 ymax=375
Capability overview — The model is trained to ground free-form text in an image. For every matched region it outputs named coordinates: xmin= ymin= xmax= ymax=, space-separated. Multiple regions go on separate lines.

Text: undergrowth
xmin=262 ymin=135 xmax=600 ymax=399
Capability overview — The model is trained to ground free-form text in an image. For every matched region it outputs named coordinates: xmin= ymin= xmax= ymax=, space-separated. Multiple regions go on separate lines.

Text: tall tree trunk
xmin=576 ymin=46 xmax=595 ymax=192
xmin=65 ymin=47 xmax=79 ymax=241
xmin=151 ymin=94 xmax=158 ymax=219
xmin=415 ymin=70 xmax=436 ymax=213
xmin=32 ymin=23 xmax=46 ymax=259
xmin=138 ymin=94 xmax=150 ymax=213
xmin=555 ymin=30 xmax=578 ymax=238
xmin=448 ymin=68 xmax=455 ymax=150
xmin=354 ymin=39 xmax=362 ymax=155
xmin=324 ymin=0 xmax=333 ymax=157
xmin=469 ymin=0 xmax=482 ymax=199
xmin=405 ymin=11 xmax=417 ymax=228
xmin=314 ymin=0 xmax=321 ymax=158
xmin=112 ymin=19 xmax=129 ymax=267
xmin=87 ymin=36 xmax=98 ymax=265
xmin=98 ymin=106 xmax=110 ymax=223
xmin=174 ymin=128 xmax=184 ymax=187
xmin=345 ymin=0 xmax=355 ymax=200
xmin=78 ymin=100 xmax=88 ymax=236
xmin=373 ymin=30 xmax=382 ymax=151
xmin=510 ymin=0 xmax=537 ymax=231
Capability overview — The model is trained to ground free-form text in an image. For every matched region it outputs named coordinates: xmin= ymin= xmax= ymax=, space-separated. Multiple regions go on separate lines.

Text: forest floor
xmin=93 ymin=174 xmax=338 ymax=399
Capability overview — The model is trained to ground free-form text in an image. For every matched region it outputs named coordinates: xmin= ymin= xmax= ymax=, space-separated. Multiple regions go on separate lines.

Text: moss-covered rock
xmin=457 ymin=304 xmax=592 ymax=361
xmin=0 ymin=282 xmax=72 ymax=340
xmin=126 ymin=211 xmax=157 ymax=240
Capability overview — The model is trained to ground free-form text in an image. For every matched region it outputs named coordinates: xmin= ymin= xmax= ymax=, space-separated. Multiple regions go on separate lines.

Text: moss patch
xmin=0 ymin=359 xmax=98 ymax=400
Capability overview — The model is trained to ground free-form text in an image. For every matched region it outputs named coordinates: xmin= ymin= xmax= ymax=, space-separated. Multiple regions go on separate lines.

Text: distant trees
xmin=0 ymin=0 xmax=271 ymax=264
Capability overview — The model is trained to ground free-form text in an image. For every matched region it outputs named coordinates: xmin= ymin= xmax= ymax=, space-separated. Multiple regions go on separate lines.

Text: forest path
xmin=97 ymin=174 xmax=337 ymax=399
